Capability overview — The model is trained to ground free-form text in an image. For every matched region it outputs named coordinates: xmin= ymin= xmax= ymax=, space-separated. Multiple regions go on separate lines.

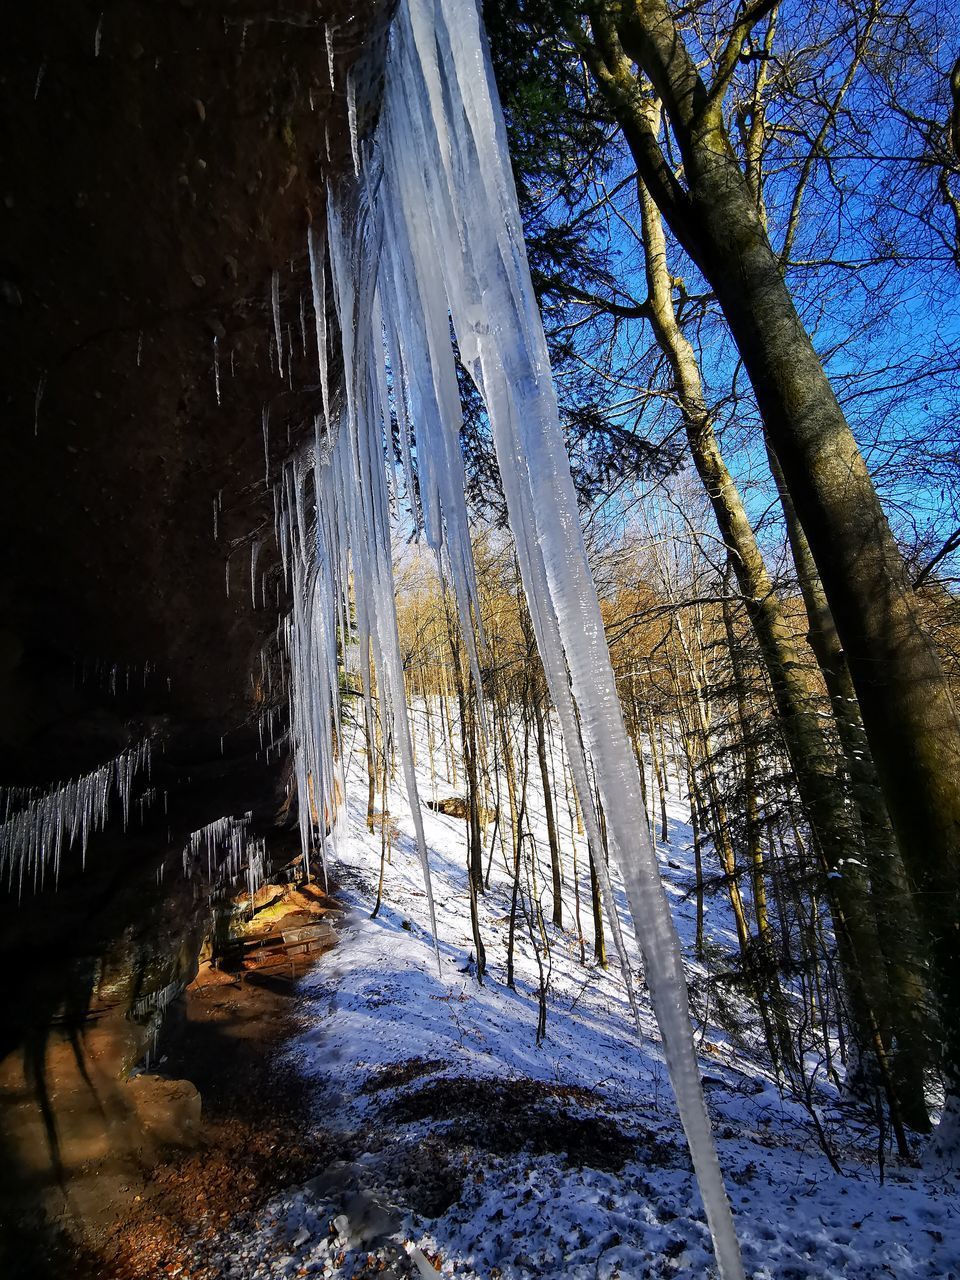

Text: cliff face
xmin=2 ymin=0 xmax=385 ymax=783
xmin=0 ymin=0 xmax=386 ymax=1241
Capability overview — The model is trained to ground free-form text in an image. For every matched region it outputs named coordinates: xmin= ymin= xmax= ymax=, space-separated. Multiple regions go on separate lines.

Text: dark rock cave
xmin=0 ymin=2 xmax=384 ymax=1267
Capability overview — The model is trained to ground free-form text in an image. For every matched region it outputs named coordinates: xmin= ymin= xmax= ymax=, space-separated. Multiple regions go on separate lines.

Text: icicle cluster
xmin=76 ymin=655 xmax=157 ymax=695
xmin=131 ymin=974 xmax=186 ymax=1066
xmin=181 ymin=811 xmax=266 ymax=915
xmin=131 ymin=975 xmax=183 ymax=1021
xmin=182 ymin=811 xmax=257 ymax=885
xmin=0 ymin=739 xmax=153 ymax=894
xmin=276 ymin=1 xmax=744 ymax=1272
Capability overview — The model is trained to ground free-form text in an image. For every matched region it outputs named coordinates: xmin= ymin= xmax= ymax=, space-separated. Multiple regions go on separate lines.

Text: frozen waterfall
xmin=283 ymin=0 xmax=745 ymax=1274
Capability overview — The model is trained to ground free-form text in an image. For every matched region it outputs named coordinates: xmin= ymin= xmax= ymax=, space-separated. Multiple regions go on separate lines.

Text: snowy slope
xmin=213 ymin=705 xmax=960 ymax=1279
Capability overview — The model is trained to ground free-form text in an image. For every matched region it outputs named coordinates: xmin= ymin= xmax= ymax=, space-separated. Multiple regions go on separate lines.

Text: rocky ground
xmin=0 ymin=882 xmax=339 ymax=1280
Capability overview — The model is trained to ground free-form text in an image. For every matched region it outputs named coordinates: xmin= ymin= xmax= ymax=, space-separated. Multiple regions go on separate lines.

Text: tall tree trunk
xmin=640 ymin=170 xmax=911 ymax=1105
xmin=588 ymin=840 xmax=607 ymax=968
xmin=635 ymin=171 xmax=924 ymax=1124
xmin=723 ymin=589 xmax=797 ymax=1074
xmin=534 ymin=695 xmax=564 ymax=927
xmin=767 ymin=445 xmax=933 ymax=1127
xmin=647 ymin=709 xmax=670 ymax=843
xmin=680 ymin=728 xmax=706 ymax=959
xmin=365 ymin=703 xmax=378 ymax=834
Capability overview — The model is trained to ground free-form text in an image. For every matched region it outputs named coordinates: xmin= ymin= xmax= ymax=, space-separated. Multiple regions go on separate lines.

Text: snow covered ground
xmin=214 ymin=705 xmax=960 ymax=1279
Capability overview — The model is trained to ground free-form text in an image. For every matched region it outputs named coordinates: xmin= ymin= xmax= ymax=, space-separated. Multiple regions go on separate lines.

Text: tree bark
xmin=534 ymin=695 xmax=565 ymax=927
xmin=767 ymin=446 xmax=933 ymax=1126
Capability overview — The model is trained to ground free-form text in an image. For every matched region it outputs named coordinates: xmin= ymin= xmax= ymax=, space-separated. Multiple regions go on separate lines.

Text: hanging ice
xmin=0 ymin=738 xmax=154 ymax=894
xmin=346 ymin=67 xmax=361 ymax=177
xmin=325 ymin=22 xmax=335 ymax=91
xmin=280 ymin=1 xmax=744 ymax=1274
xmin=271 ymin=270 xmax=284 ymax=380
xmin=181 ymin=810 xmax=262 ymax=899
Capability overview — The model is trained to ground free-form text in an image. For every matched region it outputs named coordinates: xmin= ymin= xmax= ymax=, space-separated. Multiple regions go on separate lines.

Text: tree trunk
xmin=588 ymin=841 xmax=607 ymax=967
xmin=365 ymin=704 xmax=377 ymax=834
xmin=647 ymin=709 xmax=670 ymax=843
xmin=640 ymin=174 xmax=885 ymax=1011
xmin=634 ymin=170 xmax=926 ymax=1124
xmin=767 ymin=445 xmax=933 ymax=1127
xmin=534 ymin=695 xmax=564 ymax=927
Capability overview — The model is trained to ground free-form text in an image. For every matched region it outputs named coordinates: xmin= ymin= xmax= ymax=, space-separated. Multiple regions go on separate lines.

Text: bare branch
xmin=913 ymin=525 xmax=960 ymax=590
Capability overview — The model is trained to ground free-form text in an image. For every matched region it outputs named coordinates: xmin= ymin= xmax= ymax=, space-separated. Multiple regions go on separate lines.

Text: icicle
xmin=34 ymin=371 xmax=46 ymax=436
xmin=250 ymin=536 xmax=262 ymax=605
xmin=271 ymin=269 xmax=284 ymax=379
xmin=94 ymin=13 xmax=103 ymax=57
xmin=325 ymin=23 xmax=335 ymax=91
xmin=213 ymin=334 xmax=221 ymax=404
xmin=0 ymin=740 xmax=154 ymax=892
xmin=399 ymin=4 xmax=742 ymax=1273
xmin=262 ymin=404 xmax=271 ymax=488
xmin=274 ymin=1 xmax=744 ymax=1275
xmin=346 ymin=67 xmax=360 ymax=177
xmin=181 ymin=811 xmax=258 ymax=900
xmin=307 ymin=224 xmax=331 ymax=437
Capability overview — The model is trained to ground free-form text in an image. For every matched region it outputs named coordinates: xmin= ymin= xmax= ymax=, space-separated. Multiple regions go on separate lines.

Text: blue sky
xmin=517 ymin=0 xmax=960 ymax=581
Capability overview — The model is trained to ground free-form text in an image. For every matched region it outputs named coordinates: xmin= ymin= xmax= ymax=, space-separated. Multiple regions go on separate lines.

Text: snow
xmin=203 ymin=706 xmax=960 ymax=1278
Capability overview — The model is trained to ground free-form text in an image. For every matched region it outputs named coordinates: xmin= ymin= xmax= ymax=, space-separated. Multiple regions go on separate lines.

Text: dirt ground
xmin=2 ymin=885 xmax=343 ymax=1280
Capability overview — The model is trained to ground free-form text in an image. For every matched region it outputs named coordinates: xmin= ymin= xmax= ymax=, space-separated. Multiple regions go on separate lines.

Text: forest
xmin=1 ymin=0 xmax=959 ymax=1278
xmin=461 ymin=0 xmax=960 ymax=1153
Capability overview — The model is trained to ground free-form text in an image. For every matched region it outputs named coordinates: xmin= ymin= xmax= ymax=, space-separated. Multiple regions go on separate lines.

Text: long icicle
xmin=383 ymin=5 xmax=744 ymax=1273
xmin=283 ymin=2 xmax=744 ymax=1273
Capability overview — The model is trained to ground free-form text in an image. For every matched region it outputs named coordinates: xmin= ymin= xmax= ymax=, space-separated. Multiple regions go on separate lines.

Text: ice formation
xmin=131 ymin=974 xmax=187 ymax=1064
xmin=0 ymin=738 xmax=153 ymax=894
xmin=275 ymin=0 xmax=745 ymax=1273
xmin=180 ymin=810 xmax=267 ymax=910
xmin=271 ymin=269 xmax=284 ymax=380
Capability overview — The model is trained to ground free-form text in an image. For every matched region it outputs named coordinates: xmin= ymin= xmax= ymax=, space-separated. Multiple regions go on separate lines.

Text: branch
xmin=707 ymin=0 xmax=779 ymax=110
xmin=574 ymin=4 xmax=693 ymax=228
xmin=913 ymin=525 xmax=960 ymax=590
xmin=604 ymin=594 xmax=735 ymax=645
xmin=779 ymin=0 xmax=878 ymax=268
xmin=538 ymin=267 xmax=650 ymax=320
xmin=567 ymin=288 xmax=652 ymax=319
